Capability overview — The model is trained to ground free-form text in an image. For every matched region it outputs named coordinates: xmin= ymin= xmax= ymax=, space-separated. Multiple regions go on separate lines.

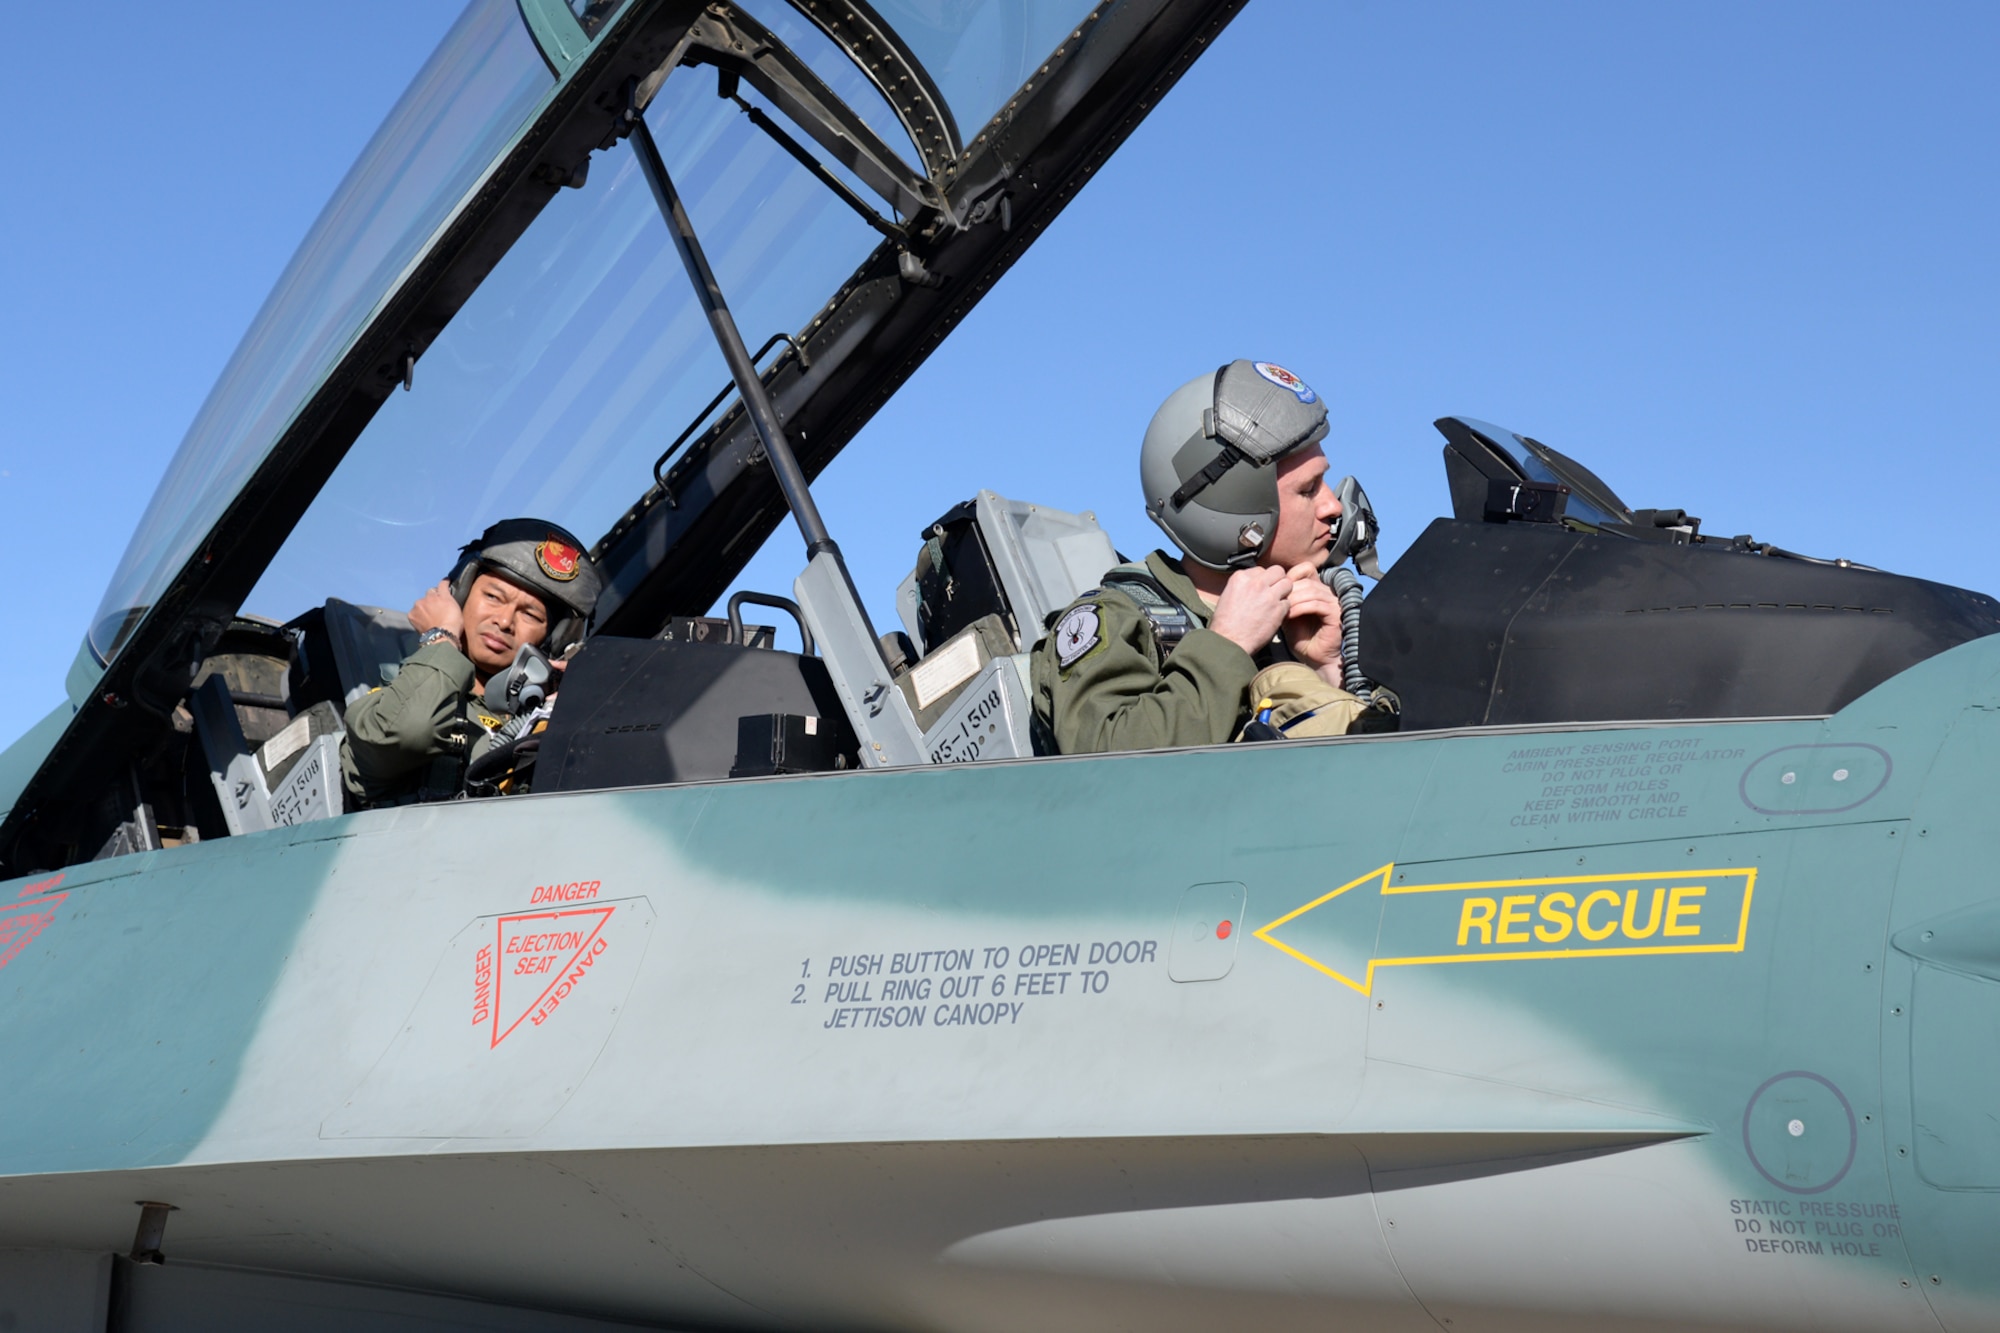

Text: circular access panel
xmin=1742 ymin=1071 xmax=1857 ymax=1194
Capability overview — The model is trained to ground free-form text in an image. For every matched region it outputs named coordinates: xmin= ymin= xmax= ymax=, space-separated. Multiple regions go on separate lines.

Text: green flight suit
xmin=1030 ymin=550 xmax=1260 ymax=754
xmin=340 ymin=639 xmax=505 ymax=806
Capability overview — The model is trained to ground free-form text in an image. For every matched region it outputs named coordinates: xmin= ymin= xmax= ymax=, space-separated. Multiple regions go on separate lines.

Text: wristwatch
xmin=417 ymin=627 xmax=457 ymax=651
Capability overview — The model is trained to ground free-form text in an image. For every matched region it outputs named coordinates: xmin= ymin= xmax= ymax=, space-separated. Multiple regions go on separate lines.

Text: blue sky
xmin=3 ymin=2 xmax=1998 ymax=749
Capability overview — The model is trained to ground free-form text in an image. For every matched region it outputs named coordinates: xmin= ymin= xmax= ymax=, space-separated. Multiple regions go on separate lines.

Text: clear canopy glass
xmin=1475 ymin=422 xmax=1634 ymax=529
xmin=90 ymin=1 xmax=553 ymax=661
xmin=866 ymin=0 xmax=1102 ymax=139
xmin=93 ymin=0 xmax=1111 ymax=664
xmin=243 ymin=61 xmax=884 ymax=624
xmin=737 ymin=0 xmax=924 ymax=188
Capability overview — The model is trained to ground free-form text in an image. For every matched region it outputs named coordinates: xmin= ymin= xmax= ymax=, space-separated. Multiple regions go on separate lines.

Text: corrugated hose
xmin=1325 ymin=564 xmax=1374 ymax=704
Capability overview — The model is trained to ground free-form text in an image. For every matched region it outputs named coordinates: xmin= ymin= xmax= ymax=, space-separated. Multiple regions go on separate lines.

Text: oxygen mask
xmin=1326 ymin=475 xmax=1382 ymax=579
xmin=485 ymin=643 xmax=555 ymax=717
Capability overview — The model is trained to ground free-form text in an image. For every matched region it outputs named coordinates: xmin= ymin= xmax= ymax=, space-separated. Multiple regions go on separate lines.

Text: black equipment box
xmin=538 ymin=636 xmax=855 ymax=790
xmin=731 ymin=713 xmax=848 ymax=777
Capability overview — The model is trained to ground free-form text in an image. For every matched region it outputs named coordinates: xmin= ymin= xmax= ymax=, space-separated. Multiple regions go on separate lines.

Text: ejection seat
xmin=879 ymin=491 xmax=1120 ymax=757
xmin=186 ymin=598 xmax=418 ymax=836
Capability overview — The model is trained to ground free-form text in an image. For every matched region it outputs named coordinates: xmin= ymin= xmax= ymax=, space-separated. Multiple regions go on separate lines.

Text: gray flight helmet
xmin=446 ymin=518 xmax=603 ymax=655
xmin=1141 ymin=360 xmax=1331 ymax=569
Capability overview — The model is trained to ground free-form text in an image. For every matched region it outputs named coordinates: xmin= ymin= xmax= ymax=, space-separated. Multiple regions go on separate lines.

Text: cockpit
xmin=6 ymin=0 xmax=1998 ymax=873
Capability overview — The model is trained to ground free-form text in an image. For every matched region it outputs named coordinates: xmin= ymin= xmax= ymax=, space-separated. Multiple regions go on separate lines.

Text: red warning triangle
xmin=0 ymin=875 xmax=67 ymax=974
xmin=488 ymin=905 xmax=614 ymax=1047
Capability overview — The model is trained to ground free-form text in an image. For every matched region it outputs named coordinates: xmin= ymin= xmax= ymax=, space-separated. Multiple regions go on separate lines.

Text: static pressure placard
xmin=1257 ymin=863 xmax=1755 ymax=996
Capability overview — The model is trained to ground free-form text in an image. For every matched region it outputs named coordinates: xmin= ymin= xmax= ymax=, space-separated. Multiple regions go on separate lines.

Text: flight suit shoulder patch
xmin=1053 ymin=603 xmax=1105 ymax=669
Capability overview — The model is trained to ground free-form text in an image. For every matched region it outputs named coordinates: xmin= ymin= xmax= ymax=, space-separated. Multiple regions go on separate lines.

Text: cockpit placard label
xmin=796 ymin=939 xmax=1161 ymax=1032
xmin=1257 ymin=863 xmax=1756 ymax=996
xmin=324 ymin=891 xmax=653 ymax=1140
xmin=481 ymin=905 xmax=615 ymax=1047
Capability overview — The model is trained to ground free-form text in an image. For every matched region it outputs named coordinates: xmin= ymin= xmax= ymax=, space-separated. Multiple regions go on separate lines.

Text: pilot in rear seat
xmin=340 ymin=519 xmax=601 ymax=806
xmin=1030 ymin=361 xmax=1367 ymax=754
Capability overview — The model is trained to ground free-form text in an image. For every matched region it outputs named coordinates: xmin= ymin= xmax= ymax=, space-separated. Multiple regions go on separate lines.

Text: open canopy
xmin=92 ymin=0 xmax=1213 ymax=663
xmin=6 ymin=0 xmax=1243 ymax=868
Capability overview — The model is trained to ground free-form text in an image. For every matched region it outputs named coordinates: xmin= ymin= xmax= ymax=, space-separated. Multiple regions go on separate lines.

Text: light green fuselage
xmin=4 ymin=635 xmax=2000 ymax=1331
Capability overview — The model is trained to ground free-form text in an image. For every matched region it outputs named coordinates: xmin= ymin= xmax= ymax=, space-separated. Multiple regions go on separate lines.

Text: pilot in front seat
xmin=1031 ymin=360 xmax=1368 ymax=754
xmin=340 ymin=519 xmax=601 ymax=807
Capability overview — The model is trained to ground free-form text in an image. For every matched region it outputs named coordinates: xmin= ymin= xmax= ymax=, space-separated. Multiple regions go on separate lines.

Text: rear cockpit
xmin=162 ymin=490 xmax=1112 ymax=843
xmin=71 ymin=483 xmax=1118 ymax=857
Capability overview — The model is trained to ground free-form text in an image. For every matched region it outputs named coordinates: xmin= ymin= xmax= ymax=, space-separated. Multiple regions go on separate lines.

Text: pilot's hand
xmin=410 ymin=580 xmax=465 ymax=648
xmin=1279 ymin=563 xmax=1345 ymax=685
xmin=1209 ymin=565 xmax=1293 ymax=657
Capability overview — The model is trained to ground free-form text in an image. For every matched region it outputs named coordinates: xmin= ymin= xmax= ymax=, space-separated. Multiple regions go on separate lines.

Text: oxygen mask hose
xmin=1324 ymin=564 xmax=1374 ymax=704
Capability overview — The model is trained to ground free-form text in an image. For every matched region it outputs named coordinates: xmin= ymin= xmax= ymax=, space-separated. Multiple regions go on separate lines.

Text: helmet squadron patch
xmin=1055 ymin=604 xmax=1102 ymax=669
xmin=536 ymin=535 xmax=582 ymax=582
xmin=1253 ymin=361 xmax=1317 ymax=405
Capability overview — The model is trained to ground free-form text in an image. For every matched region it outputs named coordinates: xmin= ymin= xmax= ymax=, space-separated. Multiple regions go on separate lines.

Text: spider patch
xmin=1055 ymin=605 xmax=1102 ymax=668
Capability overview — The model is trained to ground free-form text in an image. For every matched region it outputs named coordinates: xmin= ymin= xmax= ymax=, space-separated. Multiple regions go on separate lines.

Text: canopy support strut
xmin=624 ymin=87 xmax=894 ymax=672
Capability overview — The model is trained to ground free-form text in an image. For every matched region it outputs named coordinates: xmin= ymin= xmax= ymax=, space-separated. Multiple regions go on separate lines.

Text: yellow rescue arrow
xmin=1255 ymin=863 xmax=1757 ymax=996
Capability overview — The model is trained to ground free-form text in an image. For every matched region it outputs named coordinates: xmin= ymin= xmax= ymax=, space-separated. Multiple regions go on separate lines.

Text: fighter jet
xmin=2 ymin=1 xmax=1998 ymax=1330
